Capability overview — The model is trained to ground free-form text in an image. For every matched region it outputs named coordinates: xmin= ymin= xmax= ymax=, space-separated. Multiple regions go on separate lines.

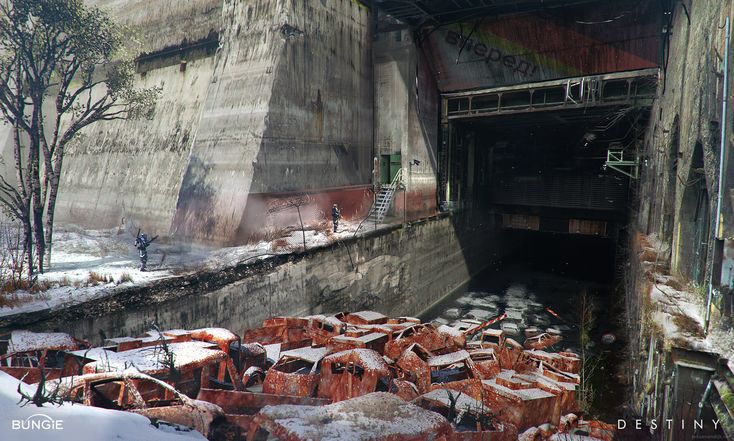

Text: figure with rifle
xmin=134 ymin=229 xmax=157 ymax=272
xmin=331 ymin=203 xmax=341 ymax=233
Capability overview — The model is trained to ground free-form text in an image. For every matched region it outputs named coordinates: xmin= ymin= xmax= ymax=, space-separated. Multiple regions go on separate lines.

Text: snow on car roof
xmin=349 ymin=311 xmax=388 ymax=322
xmin=264 ymin=343 xmax=282 ymax=363
xmin=305 ymin=315 xmax=345 ymax=328
xmin=8 ymin=330 xmax=81 ymax=353
xmin=356 ymin=332 xmax=387 ymax=343
xmin=482 ymin=378 xmax=555 ymax=401
xmin=323 ymin=349 xmax=390 ymax=372
xmin=437 ymin=324 xmax=464 ymax=338
xmin=190 ymin=328 xmax=238 ymax=343
xmin=280 ymin=346 xmax=330 ymax=364
xmin=428 ymin=350 xmax=471 ymax=367
xmin=67 ymin=346 xmax=111 ymax=360
xmin=83 ymin=341 xmax=226 ymax=374
xmin=257 ymin=392 xmax=450 ymax=440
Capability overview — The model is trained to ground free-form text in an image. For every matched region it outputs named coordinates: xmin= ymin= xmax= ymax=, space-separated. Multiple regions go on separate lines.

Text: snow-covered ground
xmin=0 ymin=219 xmax=391 ymax=318
xmin=0 ymin=371 xmax=206 ymax=441
xmin=649 ymin=277 xmax=734 ymax=360
xmin=639 ymin=235 xmax=734 ymax=362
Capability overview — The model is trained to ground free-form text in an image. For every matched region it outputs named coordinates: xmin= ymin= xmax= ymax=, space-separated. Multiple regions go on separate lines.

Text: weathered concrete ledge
xmin=0 ymin=215 xmax=498 ymax=344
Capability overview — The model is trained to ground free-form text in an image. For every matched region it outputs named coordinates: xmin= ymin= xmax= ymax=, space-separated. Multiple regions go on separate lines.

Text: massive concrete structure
xmin=37 ymin=0 xmax=664 ymax=246
xmin=55 ymin=0 xmax=374 ymax=245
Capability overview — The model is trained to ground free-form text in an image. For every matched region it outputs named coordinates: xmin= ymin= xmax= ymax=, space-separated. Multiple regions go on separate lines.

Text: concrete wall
xmin=0 ymin=216 xmax=497 ymax=344
xmin=374 ymin=26 xmax=439 ymax=220
xmin=47 ymin=0 xmax=374 ymax=244
xmin=638 ymin=1 xmax=733 ymax=285
xmin=172 ymin=0 xmax=374 ymax=244
xmin=58 ymin=57 xmax=216 ymax=236
xmin=87 ymin=0 xmax=222 ymax=54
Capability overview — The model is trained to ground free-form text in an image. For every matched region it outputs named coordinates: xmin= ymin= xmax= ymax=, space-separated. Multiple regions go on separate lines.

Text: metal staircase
xmin=367 ymin=167 xmax=404 ymax=224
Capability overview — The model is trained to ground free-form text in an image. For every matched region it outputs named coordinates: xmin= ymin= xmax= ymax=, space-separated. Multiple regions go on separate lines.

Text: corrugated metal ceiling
xmin=375 ymin=0 xmax=635 ymax=26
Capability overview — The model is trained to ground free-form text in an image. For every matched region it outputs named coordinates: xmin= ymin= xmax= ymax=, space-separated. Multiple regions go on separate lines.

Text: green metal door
xmin=389 ymin=153 xmax=401 ymax=182
xmin=380 ymin=154 xmax=401 ymax=184
xmin=380 ymin=155 xmax=390 ymax=184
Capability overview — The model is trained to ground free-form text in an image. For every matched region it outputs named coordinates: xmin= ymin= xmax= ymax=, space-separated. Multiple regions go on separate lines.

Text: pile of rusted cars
xmin=0 ymin=311 xmax=614 ymax=441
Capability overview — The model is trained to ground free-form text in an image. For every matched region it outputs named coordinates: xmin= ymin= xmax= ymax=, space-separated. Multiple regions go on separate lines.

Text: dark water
xmin=422 ymin=230 xmax=627 ymax=421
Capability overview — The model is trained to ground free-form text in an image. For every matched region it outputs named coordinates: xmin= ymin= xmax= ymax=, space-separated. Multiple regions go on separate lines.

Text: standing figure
xmin=134 ymin=231 xmax=156 ymax=272
xmin=331 ymin=203 xmax=341 ymax=233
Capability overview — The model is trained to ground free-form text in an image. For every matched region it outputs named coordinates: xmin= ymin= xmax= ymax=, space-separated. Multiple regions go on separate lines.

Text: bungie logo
xmin=11 ymin=414 xmax=64 ymax=431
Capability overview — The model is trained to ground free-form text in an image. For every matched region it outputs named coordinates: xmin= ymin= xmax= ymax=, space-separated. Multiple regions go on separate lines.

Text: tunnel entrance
xmin=428 ymin=70 xmax=656 ymax=421
xmin=438 ymin=69 xmax=655 ymax=241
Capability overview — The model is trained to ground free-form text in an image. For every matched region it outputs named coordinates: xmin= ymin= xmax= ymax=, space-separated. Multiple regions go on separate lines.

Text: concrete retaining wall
xmin=0 ymin=215 xmax=497 ymax=344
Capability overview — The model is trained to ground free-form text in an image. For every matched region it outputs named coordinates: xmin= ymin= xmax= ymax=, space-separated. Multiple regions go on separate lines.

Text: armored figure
xmin=331 ymin=204 xmax=341 ymax=233
xmin=134 ymin=232 xmax=156 ymax=272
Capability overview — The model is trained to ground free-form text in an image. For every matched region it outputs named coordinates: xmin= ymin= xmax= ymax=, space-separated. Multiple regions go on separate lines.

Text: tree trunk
xmin=297 ymin=206 xmax=306 ymax=251
xmin=43 ymin=173 xmax=60 ymax=270
xmin=12 ymin=125 xmax=33 ymax=279
xmin=29 ymin=134 xmax=45 ymax=274
xmin=32 ymin=200 xmax=45 ymax=274
xmin=23 ymin=216 xmax=33 ymax=280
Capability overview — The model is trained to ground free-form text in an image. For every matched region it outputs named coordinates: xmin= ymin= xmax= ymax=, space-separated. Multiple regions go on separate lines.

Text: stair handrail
xmin=353 ymin=166 xmax=405 ymax=236
xmin=389 ymin=167 xmax=404 ymax=191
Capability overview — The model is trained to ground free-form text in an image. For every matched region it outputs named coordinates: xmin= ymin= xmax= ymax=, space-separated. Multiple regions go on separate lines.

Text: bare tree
xmin=577 ymin=290 xmax=600 ymax=414
xmin=0 ymin=0 xmax=160 ymax=275
xmin=268 ymin=195 xmax=313 ymax=251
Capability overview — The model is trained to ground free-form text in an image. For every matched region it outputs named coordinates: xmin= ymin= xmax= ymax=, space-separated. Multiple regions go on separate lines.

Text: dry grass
xmin=118 ymin=273 xmax=133 ymax=283
xmin=270 ymin=238 xmax=290 ymax=252
xmin=1 ymin=278 xmax=51 ymax=294
xmin=0 ymin=292 xmax=30 ymax=308
xmin=87 ymin=272 xmax=112 ymax=285
xmin=664 ymin=276 xmax=685 ymax=291
xmin=671 ymin=312 xmax=704 ymax=338
xmin=248 ymin=226 xmax=294 ymax=244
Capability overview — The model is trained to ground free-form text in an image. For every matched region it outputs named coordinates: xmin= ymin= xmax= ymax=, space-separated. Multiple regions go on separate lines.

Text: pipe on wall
xmin=706 ymin=16 xmax=730 ymax=334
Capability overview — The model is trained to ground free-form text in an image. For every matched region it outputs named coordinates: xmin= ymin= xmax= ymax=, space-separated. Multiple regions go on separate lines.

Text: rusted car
xmin=197 ymin=388 xmax=330 ymax=434
xmin=242 ymin=317 xmax=310 ymax=345
xmin=395 ymin=345 xmax=483 ymax=399
xmin=262 ymin=346 xmax=329 ymax=397
xmin=343 ymin=310 xmax=389 ymax=325
xmin=387 ymin=316 xmax=421 ymax=326
xmin=388 ymin=378 xmax=420 ymax=401
xmin=246 ymin=392 xmax=453 ymax=441
xmin=305 ymin=314 xmax=346 ymax=345
xmin=395 ymin=343 xmax=432 ymax=393
xmin=436 ymin=324 xmax=467 ymax=348
xmin=0 ymin=330 xmax=88 ymax=383
xmin=230 ymin=342 xmax=268 ymax=375
xmin=523 ymin=332 xmax=563 ymax=350
xmin=80 ymin=340 xmax=242 ymax=396
xmin=467 ymin=328 xmax=505 ymax=351
xmin=328 ymin=331 xmax=388 ymax=353
xmin=468 ymin=348 xmax=500 ymax=379
xmin=480 ymin=370 xmax=560 ymax=430
xmin=384 ymin=323 xmax=457 ymax=360
xmin=55 ymin=370 xmax=225 ymax=436
xmin=188 ymin=327 xmax=239 ymax=353
xmin=317 ymin=348 xmax=392 ymax=402
xmin=414 ymin=388 xmax=518 ymax=441
xmin=427 ymin=350 xmax=484 ymax=400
